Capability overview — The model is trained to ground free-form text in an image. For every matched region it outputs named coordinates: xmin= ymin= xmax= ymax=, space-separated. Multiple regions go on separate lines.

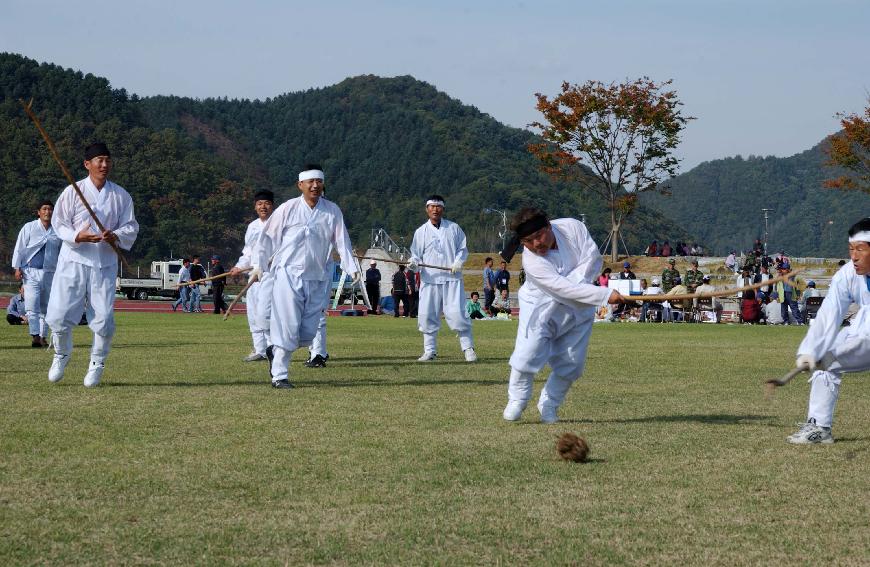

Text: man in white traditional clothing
xmin=787 ymin=217 xmax=870 ymax=444
xmin=46 ymin=142 xmax=139 ymax=387
xmin=12 ymin=200 xmax=61 ymax=347
xmin=251 ymin=164 xmax=358 ymax=389
xmin=502 ymin=207 xmax=625 ymax=424
xmin=408 ymin=194 xmax=476 ymax=362
xmin=229 ymin=190 xmax=275 ymax=362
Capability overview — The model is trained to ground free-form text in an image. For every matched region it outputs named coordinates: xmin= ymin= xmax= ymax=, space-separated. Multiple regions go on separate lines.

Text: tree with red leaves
xmin=530 ymin=78 xmax=692 ymax=261
xmin=824 ymin=100 xmax=870 ymax=193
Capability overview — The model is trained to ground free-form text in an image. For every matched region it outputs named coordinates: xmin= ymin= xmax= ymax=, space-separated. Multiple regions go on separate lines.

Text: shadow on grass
xmin=103 ymin=376 xmax=503 ymax=388
xmin=559 ymin=413 xmax=776 ymax=425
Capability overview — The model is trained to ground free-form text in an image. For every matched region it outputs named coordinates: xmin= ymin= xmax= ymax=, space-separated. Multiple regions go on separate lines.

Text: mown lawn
xmin=1 ymin=314 xmax=868 ymax=565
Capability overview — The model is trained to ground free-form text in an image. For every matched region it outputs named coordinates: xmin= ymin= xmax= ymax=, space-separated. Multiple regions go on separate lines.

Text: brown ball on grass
xmin=556 ymin=432 xmax=590 ymax=463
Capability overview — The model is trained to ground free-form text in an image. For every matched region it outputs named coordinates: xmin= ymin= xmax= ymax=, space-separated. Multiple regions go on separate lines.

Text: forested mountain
xmin=640 ymin=144 xmax=870 ymax=257
xmin=0 ymin=52 xmax=689 ymax=270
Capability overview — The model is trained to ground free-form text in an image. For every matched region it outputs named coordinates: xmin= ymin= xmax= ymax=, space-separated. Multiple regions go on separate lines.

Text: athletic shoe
xmin=31 ymin=335 xmax=41 ymax=348
xmin=417 ymin=352 xmax=437 ymax=362
xmin=503 ymin=401 xmax=526 ymax=422
xmin=464 ymin=348 xmax=478 ymax=362
xmin=539 ymin=404 xmax=559 ymax=424
xmin=271 ymin=379 xmax=295 ymax=389
xmin=243 ymin=352 xmax=267 ymax=362
xmin=84 ymin=361 xmax=104 ymax=388
xmin=171 ymin=303 xmax=177 ymax=312
xmin=304 ymin=354 xmax=327 ymax=368
xmin=48 ymin=354 xmax=70 ymax=383
xmin=787 ymin=419 xmax=834 ymax=445
xmin=40 ymin=336 xmax=49 ymax=347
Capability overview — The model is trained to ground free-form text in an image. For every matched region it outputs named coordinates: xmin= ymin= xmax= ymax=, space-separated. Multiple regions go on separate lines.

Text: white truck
xmin=116 ymin=260 xmax=208 ymax=301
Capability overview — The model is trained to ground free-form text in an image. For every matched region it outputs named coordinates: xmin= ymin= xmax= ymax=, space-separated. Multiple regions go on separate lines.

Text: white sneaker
xmin=464 ymin=348 xmax=478 ymax=362
xmin=243 ymin=352 xmax=267 ymax=362
xmin=48 ymin=354 xmax=70 ymax=383
xmin=539 ymin=404 xmax=559 ymax=424
xmin=503 ymin=401 xmax=526 ymax=421
xmin=84 ymin=361 xmax=104 ymax=388
xmin=417 ymin=352 xmax=437 ymax=362
xmin=787 ymin=419 xmax=834 ymax=445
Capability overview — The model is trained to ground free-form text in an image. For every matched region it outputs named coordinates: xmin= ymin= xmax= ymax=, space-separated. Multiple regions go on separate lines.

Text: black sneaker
xmin=31 ymin=335 xmax=41 ymax=348
xmin=271 ymin=379 xmax=295 ymax=389
xmin=304 ymin=354 xmax=327 ymax=368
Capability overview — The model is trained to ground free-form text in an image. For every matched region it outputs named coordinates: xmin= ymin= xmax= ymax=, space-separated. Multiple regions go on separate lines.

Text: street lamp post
xmin=484 ymin=208 xmax=508 ymax=252
xmin=761 ymin=208 xmax=774 ymax=255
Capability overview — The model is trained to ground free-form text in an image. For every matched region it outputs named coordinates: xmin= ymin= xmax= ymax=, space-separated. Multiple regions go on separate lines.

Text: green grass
xmin=2 ymin=315 xmax=869 ymax=565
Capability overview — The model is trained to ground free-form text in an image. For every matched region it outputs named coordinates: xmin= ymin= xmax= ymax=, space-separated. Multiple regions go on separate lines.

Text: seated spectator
xmin=645 ymin=240 xmax=658 ymax=257
xmin=725 ymin=251 xmax=737 ymax=273
xmin=618 ymin=261 xmax=635 ymax=280
xmin=643 ymin=277 xmax=664 ymax=323
xmin=490 ymin=289 xmax=512 ymax=318
xmin=6 ymin=285 xmax=27 ymax=326
xmin=763 ymin=291 xmax=785 ymax=325
xmin=694 ymin=275 xmax=723 ymax=323
xmin=466 ymin=291 xmax=486 ymax=320
xmin=661 ymin=240 xmax=672 ymax=257
xmin=800 ymin=280 xmax=821 ymax=321
xmin=596 ymin=267 xmax=612 ymax=287
xmin=664 ymin=275 xmax=689 ymax=321
xmin=741 ymin=289 xmax=762 ymax=324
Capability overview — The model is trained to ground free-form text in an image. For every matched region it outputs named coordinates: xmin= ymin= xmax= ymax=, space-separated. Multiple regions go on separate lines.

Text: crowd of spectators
xmin=644 ymin=240 xmax=705 ymax=257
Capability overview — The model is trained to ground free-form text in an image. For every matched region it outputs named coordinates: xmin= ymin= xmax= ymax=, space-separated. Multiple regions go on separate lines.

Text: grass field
xmin=2 ymin=314 xmax=869 ymax=565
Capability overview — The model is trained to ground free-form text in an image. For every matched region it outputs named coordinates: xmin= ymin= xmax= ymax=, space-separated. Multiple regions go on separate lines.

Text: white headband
xmin=299 ymin=170 xmax=325 ymax=182
xmin=426 ymin=199 xmax=445 ymax=207
xmin=849 ymin=231 xmax=870 ymax=243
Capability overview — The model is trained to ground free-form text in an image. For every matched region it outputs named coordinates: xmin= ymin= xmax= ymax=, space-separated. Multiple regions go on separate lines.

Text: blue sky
xmin=2 ymin=0 xmax=868 ymax=170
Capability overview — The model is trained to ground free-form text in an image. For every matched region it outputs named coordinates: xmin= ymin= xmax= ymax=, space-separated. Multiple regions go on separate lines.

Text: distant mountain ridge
xmin=0 ymin=52 xmax=691 ymax=268
xmin=641 ymin=143 xmax=870 ymax=257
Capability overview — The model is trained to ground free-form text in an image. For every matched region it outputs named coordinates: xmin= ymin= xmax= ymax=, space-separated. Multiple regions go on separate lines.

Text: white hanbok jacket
xmin=254 ymin=196 xmax=355 ymax=280
xmin=12 ymin=220 xmax=61 ymax=272
xmin=52 ymin=177 xmax=138 ymax=269
xmin=520 ymin=218 xmax=612 ymax=317
xmin=798 ymin=262 xmax=870 ymax=362
xmin=409 ymin=218 xmax=467 ymax=284
xmin=235 ymin=217 xmax=267 ymax=269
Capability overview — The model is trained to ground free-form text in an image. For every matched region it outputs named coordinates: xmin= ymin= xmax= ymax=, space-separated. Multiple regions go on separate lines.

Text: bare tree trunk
xmin=609 ymin=208 xmax=621 ymax=262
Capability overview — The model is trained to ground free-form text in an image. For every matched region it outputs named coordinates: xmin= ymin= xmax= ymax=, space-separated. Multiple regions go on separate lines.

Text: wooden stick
xmin=355 ymin=254 xmax=452 ymax=271
xmin=628 ymin=271 xmax=800 ymax=302
xmin=19 ymin=99 xmax=129 ymax=270
xmin=764 ymin=367 xmax=806 ymax=399
xmin=178 ymin=267 xmax=251 ymax=288
xmin=223 ymin=276 xmax=257 ymax=320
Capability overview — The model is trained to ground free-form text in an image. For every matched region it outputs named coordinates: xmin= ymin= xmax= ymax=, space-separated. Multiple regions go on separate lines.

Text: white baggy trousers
xmin=268 ymin=267 xmax=328 ymax=381
xmin=806 ymin=306 xmax=870 ymax=427
xmin=507 ymin=299 xmax=595 ymax=412
xmin=417 ymin=280 xmax=473 ymax=354
xmin=246 ymin=273 xmax=274 ymax=357
xmin=45 ymin=262 xmax=115 ymax=362
xmin=22 ymin=266 xmax=54 ymax=338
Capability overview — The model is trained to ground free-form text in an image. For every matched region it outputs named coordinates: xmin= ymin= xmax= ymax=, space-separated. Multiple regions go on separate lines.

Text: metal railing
xmin=370 ymin=228 xmax=411 ymax=261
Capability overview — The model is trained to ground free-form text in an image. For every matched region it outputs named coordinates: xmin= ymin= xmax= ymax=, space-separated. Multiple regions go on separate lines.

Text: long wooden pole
xmin=223 ymin=277 xmax=256 ymax=320
xmin=19 ymin=99 xmax=129 ymax=270
xmin=178 ymin=267 xmax=251 ymax=288
xmin=627 ymin=271 xmax=799 ymax=302
xmin=355 ymin=254 xmax=452 ymax=272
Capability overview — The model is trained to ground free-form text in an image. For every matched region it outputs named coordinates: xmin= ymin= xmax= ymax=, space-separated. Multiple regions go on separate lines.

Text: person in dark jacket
xmin=189 ymin=255 xmax=207 ymax=312
xmin=391 ymin=265 xmax=409 ymax=317
xmin=210 ymin=255 xmax=228 ymax=314
xmin=406 ymin=267 xmax=419 ymax=318
xmin=365 ymin=260 xmax=382 ymax=314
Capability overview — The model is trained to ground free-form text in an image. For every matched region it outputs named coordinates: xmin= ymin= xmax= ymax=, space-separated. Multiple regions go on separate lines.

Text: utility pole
xmin=761 ymin=208 xmax=774 ymax=255
xmin=484 ymin=208 xmax=508 ymax=252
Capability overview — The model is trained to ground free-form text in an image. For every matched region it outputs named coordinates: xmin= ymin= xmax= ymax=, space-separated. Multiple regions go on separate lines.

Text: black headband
xmin=254 ymin=190 xmax=274 ymax=203
xmin=84 ymin=143 xmax=111 ymax=161
xmin=515 ymin=215 xmax=550 ymax=239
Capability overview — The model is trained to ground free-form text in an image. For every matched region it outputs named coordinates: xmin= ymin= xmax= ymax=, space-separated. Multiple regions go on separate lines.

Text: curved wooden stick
xmin=764 ymin=367 xmax=806 ymax=399
xmin=19 ymin=99 xmax=129 ymax=270
xmin=223 ymin=276 xmax=256 ymax=320
xmin=178 ymin=267 xmax=251 ymax=288
xmin=630 ymin=271 xmax=800 ymax=302
xmin=355 ymin=254 xmax=452 ymax=272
